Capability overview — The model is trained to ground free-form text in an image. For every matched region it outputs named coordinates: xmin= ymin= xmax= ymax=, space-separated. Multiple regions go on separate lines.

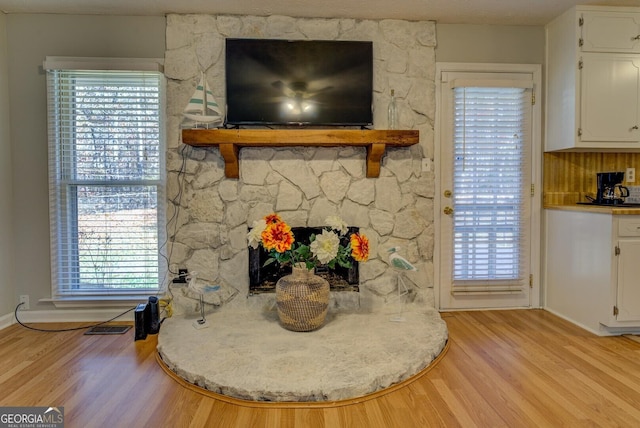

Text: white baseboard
xmin=0 ymin=312 xmax=14 ymax=331
xmin=542 ymin=306 xmax=637 ymax=337
xmin=12 ymin=308 xmax=135 ymax=324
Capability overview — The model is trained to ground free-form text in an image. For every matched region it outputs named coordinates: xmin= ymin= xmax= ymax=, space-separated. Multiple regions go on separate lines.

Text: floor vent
xmin=84 ymin=325 xmax=131 ymax=335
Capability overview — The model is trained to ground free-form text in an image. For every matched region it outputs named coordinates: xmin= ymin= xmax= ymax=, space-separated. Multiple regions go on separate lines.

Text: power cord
xmin=160 ymin=143 xmax=189 ymax=277
xmin=157 ymin=143 xmax=191 ymax=314
xmin=14 ymin=302 xmax=136 ymax=333
xmin=12 ymin=140 xmax=190 ymax=333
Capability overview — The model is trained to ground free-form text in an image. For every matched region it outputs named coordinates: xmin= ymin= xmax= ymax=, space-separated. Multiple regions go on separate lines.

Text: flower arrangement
xmin=247 ymin=213 xmax=369 ymax=271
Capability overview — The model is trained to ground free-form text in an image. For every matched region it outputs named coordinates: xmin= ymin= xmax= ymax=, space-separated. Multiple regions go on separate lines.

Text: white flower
xmin=325 ymin=215 xmax=348 ymax=235
xmin=310 ymin=229 xmax=340 ymax=264
xmin=247 ymin=219 xmax=267 ymax=249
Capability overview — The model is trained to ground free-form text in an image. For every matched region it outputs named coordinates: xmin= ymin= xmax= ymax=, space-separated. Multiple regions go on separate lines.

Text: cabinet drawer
xmin=618 ymin=218 xmax=640 ymax=236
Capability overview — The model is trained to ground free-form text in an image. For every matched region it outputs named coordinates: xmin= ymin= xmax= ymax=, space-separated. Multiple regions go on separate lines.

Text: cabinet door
xmin=580 ymin=54 xmax=640 ymax=142
xmin=582 ymin=11 xmax=640 ymax=53
xmin=616 ymin=239 xmax=640 ymax=321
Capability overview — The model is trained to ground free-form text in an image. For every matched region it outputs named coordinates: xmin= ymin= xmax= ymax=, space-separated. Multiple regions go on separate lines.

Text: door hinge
xmin=579 ymin=16 xmax=584 ymax=26
xmin=578 ymin=59 xmax=583 ymax=69
xmin=578 ymin=128 xmax=582 ymax=137
xmin=531 ymin=184 xmax=535 ymax=197
xmin=529 ymin=274 xmax=533 ymax=288
xmin=614 ymin=305 xmax=619 ymax=316
xmin=531 ymin=91 xmax=536 ymax=105
xmin=578 ymin=38 xmax=584 ymax=47
xmin=615 ymin=245 xmax=621 ymax=256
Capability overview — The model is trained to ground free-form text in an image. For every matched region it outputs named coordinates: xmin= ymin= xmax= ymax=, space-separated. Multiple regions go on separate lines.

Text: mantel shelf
xmin=181 ymin=129 xmax=419 ymax=178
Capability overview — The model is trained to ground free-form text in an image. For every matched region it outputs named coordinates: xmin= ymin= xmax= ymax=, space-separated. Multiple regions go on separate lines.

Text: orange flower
xmin=350 ymin=233 xmax=369 ymax=262
xmin=261 ymin=221 xmax=294 ymax=253
xmin=264 ymin=213 xmax=283 ymax=224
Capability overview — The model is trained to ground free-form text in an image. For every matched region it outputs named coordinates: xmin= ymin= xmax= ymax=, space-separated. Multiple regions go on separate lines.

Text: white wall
xmin=0 ymin=13 xmax=16 ymax=323
xmin=436 ymin=24 xmax=545 ymax=64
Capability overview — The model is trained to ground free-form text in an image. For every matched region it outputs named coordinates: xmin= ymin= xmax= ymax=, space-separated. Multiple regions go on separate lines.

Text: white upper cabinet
xmin=580 ymin=54 xmax=640 ymax=142
xmin=546 ymin=6 xmax=640 ymax=151
xmin=581 ymin=12 xmax=640 ymax=53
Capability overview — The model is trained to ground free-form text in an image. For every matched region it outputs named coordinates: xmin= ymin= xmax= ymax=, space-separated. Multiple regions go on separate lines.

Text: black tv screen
xmin=225 ymin=38 xmax=373 ymax=127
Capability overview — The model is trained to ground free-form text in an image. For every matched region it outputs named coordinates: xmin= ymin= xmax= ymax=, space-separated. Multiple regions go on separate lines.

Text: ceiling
xmin=0 ymin=0 xmax=639 ymax=26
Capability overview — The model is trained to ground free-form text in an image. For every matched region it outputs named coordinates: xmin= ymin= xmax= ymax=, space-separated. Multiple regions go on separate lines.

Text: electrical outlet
xmin=627 ymin=167 xmax=636 ymax=183
xmin=19 ymin=295 xmax=29 ymax=310
xmin=173 ymin=269 xmax=188 ymax=284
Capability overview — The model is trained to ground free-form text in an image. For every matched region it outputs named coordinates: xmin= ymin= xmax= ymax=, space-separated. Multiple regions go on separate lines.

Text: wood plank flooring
xmin=2 ymin=309 xmax=640 ymax=427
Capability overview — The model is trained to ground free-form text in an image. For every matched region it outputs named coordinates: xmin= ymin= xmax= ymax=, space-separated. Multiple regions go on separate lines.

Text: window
xmin=45 ymin=57 xmax=166 ymax=299
xmin=452 ymin=85 xmax=531 ymax=287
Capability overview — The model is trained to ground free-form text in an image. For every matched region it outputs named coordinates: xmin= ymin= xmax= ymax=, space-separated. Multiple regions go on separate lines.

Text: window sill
xmin=41 ymin=295 xmax=156 ymax=309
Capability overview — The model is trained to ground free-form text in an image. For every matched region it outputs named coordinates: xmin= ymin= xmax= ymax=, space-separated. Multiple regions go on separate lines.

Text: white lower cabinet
xmin=615 ymin=221 xmax=640 ymax=321
xmin=545 ymin=209 xmax=640 ymax=335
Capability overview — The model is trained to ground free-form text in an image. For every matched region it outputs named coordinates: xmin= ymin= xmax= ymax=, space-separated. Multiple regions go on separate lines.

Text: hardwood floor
xmin=2 ymin=309 xmax=640 ymax=427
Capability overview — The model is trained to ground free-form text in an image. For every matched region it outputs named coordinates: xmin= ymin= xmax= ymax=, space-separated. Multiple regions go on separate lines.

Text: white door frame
xmin=434 ymin=62 xmax=543 ymax=311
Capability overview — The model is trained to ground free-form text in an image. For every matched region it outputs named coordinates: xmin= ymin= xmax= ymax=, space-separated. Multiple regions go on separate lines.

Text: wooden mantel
xmin=181 ymin=129 xmax=419 ymax=178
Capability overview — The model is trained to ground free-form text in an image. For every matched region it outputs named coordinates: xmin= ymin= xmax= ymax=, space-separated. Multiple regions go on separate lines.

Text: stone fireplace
xmin=163 ymin=13 xmax=437 ymax=312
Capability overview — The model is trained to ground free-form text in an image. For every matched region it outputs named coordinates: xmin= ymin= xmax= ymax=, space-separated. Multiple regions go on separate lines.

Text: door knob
xmin=443 ymin=190 xmax=452 ymax=198
xmin=443 ymin=206 xmax=454 ymax=215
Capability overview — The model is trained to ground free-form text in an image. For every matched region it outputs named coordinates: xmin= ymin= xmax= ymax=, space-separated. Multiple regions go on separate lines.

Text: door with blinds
xmin=436 ymin=65 xmax=541 ymax=310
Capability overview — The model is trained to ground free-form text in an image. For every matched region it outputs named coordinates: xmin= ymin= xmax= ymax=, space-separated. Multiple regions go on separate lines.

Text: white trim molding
xmin=13 ymin=308 xmax=135 ymax=324
xmin=0 ymin=312 xmax=14 ymax=331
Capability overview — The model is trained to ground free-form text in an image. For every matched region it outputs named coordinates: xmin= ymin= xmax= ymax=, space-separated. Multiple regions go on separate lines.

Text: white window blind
xmin=451 ymin=86 xmax=531 ymax=291
xmin=46 ymin=62 xmax=166 ymax=298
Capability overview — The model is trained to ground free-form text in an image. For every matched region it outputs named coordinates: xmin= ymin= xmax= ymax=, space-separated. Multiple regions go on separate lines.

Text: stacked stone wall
xmin=164 ymin=14 xmax=437 ymax=310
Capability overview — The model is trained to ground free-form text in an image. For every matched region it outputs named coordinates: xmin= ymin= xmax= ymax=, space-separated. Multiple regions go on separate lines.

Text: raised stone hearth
xmin=157 ymin=301 xmax=448 ymax=402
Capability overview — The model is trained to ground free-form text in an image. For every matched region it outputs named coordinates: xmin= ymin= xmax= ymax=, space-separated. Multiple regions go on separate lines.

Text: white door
xmin=436 ymin=64 xmax=541 ymax=310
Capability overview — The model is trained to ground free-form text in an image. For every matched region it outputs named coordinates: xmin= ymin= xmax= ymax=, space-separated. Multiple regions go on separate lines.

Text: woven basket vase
xmin=275 ymin=264 xmax=330 ymax=332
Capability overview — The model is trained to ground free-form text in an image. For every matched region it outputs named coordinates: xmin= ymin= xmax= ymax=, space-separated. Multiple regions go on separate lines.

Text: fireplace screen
xmin=248 ymin=226 xmax=360 ymax=294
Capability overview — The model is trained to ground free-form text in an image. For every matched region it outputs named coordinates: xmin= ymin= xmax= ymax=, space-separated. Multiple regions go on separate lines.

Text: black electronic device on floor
xmin=147 ymin=296 xmax=160 ymax=334
xmin=134 ymin=303 xmax=148 ymax=341
xmin=134 ymin=297 xmax=161 ymax=341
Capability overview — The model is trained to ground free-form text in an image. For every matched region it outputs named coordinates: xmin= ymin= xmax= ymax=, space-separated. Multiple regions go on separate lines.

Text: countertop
xmin=544 ymin=204 xmax=640 ymax=215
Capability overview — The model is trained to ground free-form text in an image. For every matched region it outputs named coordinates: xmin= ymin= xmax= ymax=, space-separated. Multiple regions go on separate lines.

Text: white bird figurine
xmin=388 ymin=247 xmax=417 ymax=271
xmin=187 ymin=271 xmax=220 ymax=329
xmin=387 ymin=247 xmax=416 ymax=322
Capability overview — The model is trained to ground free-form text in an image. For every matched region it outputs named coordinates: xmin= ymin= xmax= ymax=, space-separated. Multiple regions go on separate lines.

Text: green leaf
xmin=296 ymin=245 xmax=311 ymax=258
xmin=338 ymin=259 xmax=352 ymax=269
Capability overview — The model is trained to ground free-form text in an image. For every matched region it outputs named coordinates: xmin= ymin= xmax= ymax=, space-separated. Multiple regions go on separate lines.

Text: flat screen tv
xmin=225 ymin=38 xmax=373 ymax=127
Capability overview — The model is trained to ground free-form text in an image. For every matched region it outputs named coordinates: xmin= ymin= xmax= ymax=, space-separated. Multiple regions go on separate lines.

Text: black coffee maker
xmin=594 ymin=171 xmax=629 ymax=205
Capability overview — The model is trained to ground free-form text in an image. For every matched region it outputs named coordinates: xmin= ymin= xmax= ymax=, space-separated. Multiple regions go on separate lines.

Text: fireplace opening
xmin=248 ymin=226 xmax=360 ymax=294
